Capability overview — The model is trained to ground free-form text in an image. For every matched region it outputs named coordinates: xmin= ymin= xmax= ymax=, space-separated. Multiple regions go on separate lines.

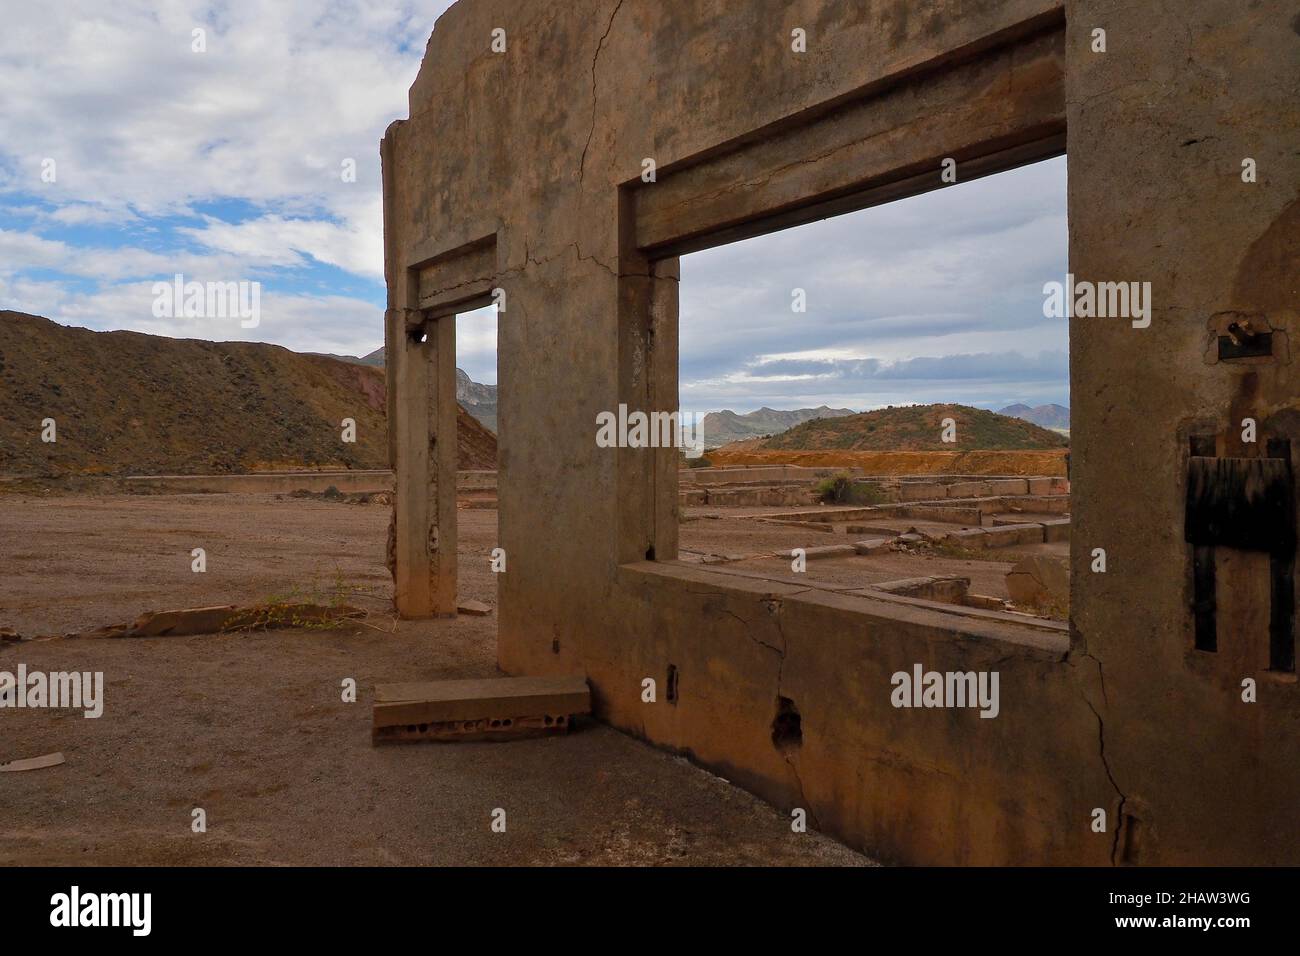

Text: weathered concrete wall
xmin=1067 ymin=0 xmax=1300 ymax=864
xmin=384 ymin=0 xmax=1298 ymax=863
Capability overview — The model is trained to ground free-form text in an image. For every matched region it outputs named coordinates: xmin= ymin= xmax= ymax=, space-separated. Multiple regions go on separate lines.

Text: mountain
xmin=754 ymin=403 xmax=1069 ymax=452
xmin=454 ymin=368 xmax=498 ymax=433
xmin=701 ymin=405 xmax=856 ymax=449
xmin=343 ymin=345 xmax=497 ymax=432
xmin=998 ymin=403 xmax=1070 ymax=430
xmin=0 ymin=311 xmax=496 ymax=476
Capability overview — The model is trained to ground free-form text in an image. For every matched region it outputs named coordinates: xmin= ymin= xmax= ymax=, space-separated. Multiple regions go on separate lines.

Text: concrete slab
xmin=983 ymin=524 xmax=1045 ymax=548
xmin=373 ymin=675 xmax=591 ymax=741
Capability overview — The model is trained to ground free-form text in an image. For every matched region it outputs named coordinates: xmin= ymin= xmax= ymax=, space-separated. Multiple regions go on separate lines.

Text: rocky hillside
xmin=756 ymin=403 xmax=1068 ymax=452
xmin=701 ymin=405 xmax=855 ymax=448
xmin=0 ymin=311 xmax=496 ymax=476
xmin=999 ymin=402 xmax=1070 ymax=431
xmin=348 ymin=346 xmax=497 ymax=433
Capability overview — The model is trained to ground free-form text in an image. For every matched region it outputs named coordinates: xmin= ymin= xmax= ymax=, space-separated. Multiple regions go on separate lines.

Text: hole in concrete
xmin=771 ymin=696 xmax=802 ymax=751
xmin=1119 ymin=812 xmax=1145 ymax=865
xmin=645 ymin=545 xmax=656 ymax=561
xmin=666 ymin=664 xmax=679 ymax=704
xmin=408 ymin=326 xmax=427 ymax=344
xmin=551 ymin=636 xmax=560 ymax=654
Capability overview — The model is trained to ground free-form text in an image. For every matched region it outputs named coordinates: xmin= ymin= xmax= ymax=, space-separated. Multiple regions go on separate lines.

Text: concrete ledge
xmin=852 ymin=538 xmax=893 ymax=555
xmin=624 ymin=561 xmax=1069 ymax=654
xmin=987 ymin=478 xmax=1030 ymax=496
xmin=946 ymin=480 xmax=992 ymax=498
xmin=983 ymin=524 xmax=1046 ymax=548
xmin=939 ymin=527 xmax=989 ymax=549
xmin=780 ymin=544 xmax=858 ymax=561
xmin=1041 ymin=518 xmax=1071 ymax=542
xmin=874 ymin=574 xmax=971 ymax=603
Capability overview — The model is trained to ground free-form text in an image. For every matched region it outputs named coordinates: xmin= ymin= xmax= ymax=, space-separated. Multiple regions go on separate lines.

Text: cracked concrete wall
xmin=1067 ymin=0 xmax=1300 ymax=865
xmin=384 ymin=0 xmax=1298 ymax=863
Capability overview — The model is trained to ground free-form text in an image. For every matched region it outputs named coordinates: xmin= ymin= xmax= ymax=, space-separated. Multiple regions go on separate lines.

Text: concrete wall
xmin=384 ymin=0 xmax=1298 ymax=864
xmin=1067 ymin=0 xmax=1300 ymax=864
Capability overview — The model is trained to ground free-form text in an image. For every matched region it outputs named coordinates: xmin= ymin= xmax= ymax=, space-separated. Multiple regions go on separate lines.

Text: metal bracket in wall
xmin=1205 ymin=311 xmax=1289 ymax=365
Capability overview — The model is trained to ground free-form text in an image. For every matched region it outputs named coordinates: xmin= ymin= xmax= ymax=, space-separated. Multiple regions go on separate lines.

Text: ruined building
xmin=381 ymin=0 xmax=1299 ymax=864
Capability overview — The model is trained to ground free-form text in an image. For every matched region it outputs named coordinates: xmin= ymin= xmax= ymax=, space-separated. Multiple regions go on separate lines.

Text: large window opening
xmin=454 ymin=304 xmax=500 ymax=608
xmin=674 ymin=156 xmax=1071 ymax=622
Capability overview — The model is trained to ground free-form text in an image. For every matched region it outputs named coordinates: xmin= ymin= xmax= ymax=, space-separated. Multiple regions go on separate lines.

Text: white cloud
xmin=0 ymin=0 xmax=455 ymax=260
xmin=180 ymin=205 xmax=383 ymax=277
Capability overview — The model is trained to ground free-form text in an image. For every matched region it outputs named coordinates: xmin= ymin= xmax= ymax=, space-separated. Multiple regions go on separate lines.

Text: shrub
xmin=814 ymin=474 xmax=887 ymax=506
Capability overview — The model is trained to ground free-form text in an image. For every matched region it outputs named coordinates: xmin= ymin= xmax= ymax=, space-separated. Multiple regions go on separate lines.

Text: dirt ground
xmin=0 ymin=492 xmax=869 ymax=866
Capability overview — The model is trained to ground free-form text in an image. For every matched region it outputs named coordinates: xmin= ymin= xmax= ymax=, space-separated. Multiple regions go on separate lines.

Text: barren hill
xmin=0 ymin=311 xmax=496 ymax=476
xmin=756 ymin=403 xmax=1069 ymax=452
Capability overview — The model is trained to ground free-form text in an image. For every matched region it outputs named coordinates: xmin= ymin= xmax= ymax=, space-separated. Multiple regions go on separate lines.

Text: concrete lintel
xmin=633 ymin=25 xmax=1065 ymax=257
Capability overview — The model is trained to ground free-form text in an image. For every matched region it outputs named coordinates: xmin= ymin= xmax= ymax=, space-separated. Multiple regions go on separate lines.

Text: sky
xmin=0 ymin=0 xmax=1068 ymax=409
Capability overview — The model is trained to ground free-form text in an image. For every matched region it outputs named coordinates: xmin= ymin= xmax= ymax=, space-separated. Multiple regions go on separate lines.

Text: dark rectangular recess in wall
xmin=1267 ymin=438 xmax=1295 ymax=672
xmin=1185 ymin=456 xmax=1296 ymax=554
xmin=1189 ymin=437 xmax=1218 ymax=651
xmin=1192 ymin=545 xmax=1218 ymax=652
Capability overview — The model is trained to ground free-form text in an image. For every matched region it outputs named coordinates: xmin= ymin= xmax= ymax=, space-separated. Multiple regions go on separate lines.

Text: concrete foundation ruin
xmin=381 ymin=0 xmax=1299 ymax=864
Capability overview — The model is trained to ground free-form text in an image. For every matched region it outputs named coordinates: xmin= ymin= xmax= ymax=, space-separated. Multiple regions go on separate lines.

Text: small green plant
xmin=814 ymin=474 xmax=887 ymax=506
xmin=814 ymin=474 xmax=852 ymax=504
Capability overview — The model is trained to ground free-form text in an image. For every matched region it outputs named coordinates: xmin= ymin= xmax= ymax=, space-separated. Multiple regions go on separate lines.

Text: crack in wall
xmin=578 ymin=0 xmax=626 ymax=185
xmin=765 ymin=600 xmax=819 ymax=830
xmin=1084 ymin=697 xmax=1127 ymax=865
xmin=1070 ymin=633 xmax=1124 ymax=863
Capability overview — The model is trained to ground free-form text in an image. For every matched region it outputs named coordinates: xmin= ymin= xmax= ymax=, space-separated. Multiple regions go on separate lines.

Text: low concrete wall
xmin=546 ymin=562 xmax=1105 ymax=866
xmin=114 ymin=470 xmax=498 ymax=495
xmin=682 ymin=465 xmax=859 ymax=485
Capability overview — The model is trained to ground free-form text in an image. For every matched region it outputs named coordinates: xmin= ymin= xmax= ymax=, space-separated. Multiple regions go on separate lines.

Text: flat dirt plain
xmin=0 ymin=492 xmax=873 ymax=866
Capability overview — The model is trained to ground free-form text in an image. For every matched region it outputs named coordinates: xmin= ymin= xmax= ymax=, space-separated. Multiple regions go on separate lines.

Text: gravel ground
xmin=0 ymin=492 xmax=870 ymax=866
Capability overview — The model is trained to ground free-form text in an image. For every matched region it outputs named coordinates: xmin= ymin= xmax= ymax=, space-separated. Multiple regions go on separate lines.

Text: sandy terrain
xmin=0 ymin=492 xmax=868 ymax=866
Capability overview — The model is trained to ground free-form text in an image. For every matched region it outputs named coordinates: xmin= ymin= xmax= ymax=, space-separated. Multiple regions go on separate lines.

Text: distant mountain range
xmin=343 ymin=346 xmax=498 ymax=433
xmin=347 ymin=348 xmax=1065 ymax=442
xmin=998 ymin=403 xmax=1070 ymax=431
xmin=701 ymin=406 xmax=856 ymax=448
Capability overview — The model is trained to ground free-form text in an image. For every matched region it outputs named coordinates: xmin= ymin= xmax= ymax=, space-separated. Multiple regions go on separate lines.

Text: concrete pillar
xmin=391 ymin=308 xmax=458 ymax=618
xmin=616 ymin=189 xmax=680 ymax=565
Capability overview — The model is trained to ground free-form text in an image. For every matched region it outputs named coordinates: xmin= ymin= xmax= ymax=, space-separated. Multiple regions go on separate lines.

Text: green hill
xmin=757 ymin=403 xmax=1069 ymax=452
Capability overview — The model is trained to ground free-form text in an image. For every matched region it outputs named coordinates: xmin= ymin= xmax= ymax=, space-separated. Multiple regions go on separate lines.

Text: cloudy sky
xmin=0 ymin=0 xmax=1068 ymax=412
